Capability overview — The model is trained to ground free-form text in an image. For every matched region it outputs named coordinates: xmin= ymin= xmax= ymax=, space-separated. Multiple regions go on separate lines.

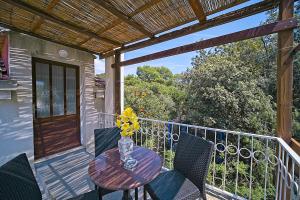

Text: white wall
xmin=0 ymin=32 xmax=97 ymax=165
xmin=104 ymin=54 xmax=124 ymax=114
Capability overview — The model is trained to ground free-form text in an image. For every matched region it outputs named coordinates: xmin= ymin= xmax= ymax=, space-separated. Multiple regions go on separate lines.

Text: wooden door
xmin=32 ymin=58 xmax=80 ymax=159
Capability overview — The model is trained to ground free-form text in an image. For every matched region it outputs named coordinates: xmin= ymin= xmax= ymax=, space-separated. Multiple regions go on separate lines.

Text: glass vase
xmin=118 ymin=136 xmax=133 ymax=162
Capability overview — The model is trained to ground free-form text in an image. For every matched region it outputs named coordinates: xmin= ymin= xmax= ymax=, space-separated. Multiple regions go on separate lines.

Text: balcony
xmin=31 ymin=112 xmax=300 ymax=200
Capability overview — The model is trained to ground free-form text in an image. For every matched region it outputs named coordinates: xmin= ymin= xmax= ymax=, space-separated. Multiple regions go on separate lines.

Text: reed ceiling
xmin=0 ymin=0 xmax=249 ymax=55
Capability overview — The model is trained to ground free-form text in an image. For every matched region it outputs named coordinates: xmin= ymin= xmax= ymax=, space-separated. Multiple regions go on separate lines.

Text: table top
xmin=88 ymin=146 xmax=162 ymax=190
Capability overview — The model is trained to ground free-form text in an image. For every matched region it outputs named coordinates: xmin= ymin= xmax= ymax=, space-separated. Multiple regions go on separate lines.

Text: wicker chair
xmin=94 ymin=127 xmax=121 ymax=157
xmin=94 ymin=127 xmax=121 ymax=199
xmin=145 ymin=133 xmax=214 ymax=200
xmin=0 ymin=153 xmax=99 ymax=200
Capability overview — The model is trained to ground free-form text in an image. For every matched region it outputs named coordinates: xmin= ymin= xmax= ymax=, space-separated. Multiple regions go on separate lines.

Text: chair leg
xmin=143 ymin=187 xmax=147 ymax=200
xmin=135 ymin=188 xmax=138 ymax=200
xmin=123 ymin=190 xmax=131 ymax=200
xmin=97 ymin=187 xmax=102 ymax=200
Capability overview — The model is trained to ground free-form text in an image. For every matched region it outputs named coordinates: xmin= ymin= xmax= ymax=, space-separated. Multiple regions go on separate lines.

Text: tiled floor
xmin=34 ymin=147 xmax=223 ymax=200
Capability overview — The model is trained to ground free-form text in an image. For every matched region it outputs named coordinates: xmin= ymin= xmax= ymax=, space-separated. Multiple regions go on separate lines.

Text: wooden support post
xmin=114 ymin=51 xmax=121 ymax=114
xmin=277 ymin=0 xmax=294 ymax=142
xmin=188 ymin=0 xmax=206 ymax=22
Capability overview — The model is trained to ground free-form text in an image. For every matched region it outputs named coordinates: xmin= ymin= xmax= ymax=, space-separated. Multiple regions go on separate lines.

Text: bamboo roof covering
xmin=0 ymin=0 xmax=255 ymax=56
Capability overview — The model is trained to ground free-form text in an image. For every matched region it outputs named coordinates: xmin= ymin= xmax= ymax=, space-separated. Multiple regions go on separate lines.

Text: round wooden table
xmin=88 ymin=146 xmax=162 ymax=200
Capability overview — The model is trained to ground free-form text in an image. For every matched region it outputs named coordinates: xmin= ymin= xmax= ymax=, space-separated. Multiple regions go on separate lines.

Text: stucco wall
xmin=0 ymin=32 xmax=97 ymax=165
xmin=104 ymin=54 xmax=124 ymax=114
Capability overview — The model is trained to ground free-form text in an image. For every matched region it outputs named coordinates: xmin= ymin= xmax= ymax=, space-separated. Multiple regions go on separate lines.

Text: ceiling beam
xmin=93 ymin=0 xmax=153 ymax=37
xmin=80 ymin=0 xmax=162 ymax=46
xmin=0 ymin=22 xmax=99 ymax=56
xmin=101 ymin=0 xmax=278 ymax=58
xmin=5 ymin=0 xmax=121 ymax=46
xmin=112 ymin=18 xmax=298 ymax=67
xmin=188 ymin=0 xmax=206 ymax=22
xmin=32 ymin=0 xmax=61 ymax=32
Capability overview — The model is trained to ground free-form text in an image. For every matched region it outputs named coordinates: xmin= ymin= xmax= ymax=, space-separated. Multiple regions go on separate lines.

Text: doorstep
xmin=34 ymin=146 xmax=86 ymax=165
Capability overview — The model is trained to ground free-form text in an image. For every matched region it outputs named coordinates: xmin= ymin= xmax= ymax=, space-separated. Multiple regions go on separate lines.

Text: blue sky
xmin=95 ymin=0 xmax=269 ymax=76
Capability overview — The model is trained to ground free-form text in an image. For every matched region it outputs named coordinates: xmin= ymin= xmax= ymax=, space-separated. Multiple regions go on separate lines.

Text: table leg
xmin=122 ymin=190 xmax=132 ymax=200
xmin=135 ymin=188 xmax=138 ymax=200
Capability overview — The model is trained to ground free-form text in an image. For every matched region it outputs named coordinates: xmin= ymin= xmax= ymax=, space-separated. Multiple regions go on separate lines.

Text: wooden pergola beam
xmin=101 ymin=0 xmax=278 ymax=58
xmin=0 ymin=22 xmax=99 ymax=56
xmin=188 ymin=0 xmax=206 ymax=22
xmin=93 ymin=0 xmax=153 ymax=37
xmin=5 ymin=0 xmax=121 ymax=47
xmin=32 ymin=0 xmax=61 ymax=32
xmin=112 ymin=18 xmax=298 ymax=68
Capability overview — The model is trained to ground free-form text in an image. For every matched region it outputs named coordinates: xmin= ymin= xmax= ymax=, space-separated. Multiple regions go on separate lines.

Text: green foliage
xmin=124 ymin=8 xmax=300 ymax=199
xmin=184 ymin=39 xmax=276 ymax=135
xmin=125 ymin=66 xmax=185 ymax=120
xmin=95 ymin=73 xmax=106 ymax=79
xmin=165 ymin=150 xmax=175 ymax=169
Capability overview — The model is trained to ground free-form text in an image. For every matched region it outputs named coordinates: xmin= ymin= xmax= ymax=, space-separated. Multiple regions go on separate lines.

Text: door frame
xmin=32 ymin=57 xmax=81 ymax=158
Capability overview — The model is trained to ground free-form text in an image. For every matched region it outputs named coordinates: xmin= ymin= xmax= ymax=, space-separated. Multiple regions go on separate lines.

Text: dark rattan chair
xmin=94 ymin=127 xmax=121 ymax=199
xmin=145 ymin=133 xmax=214 ymax=200
xmin=0 ymin=153 xmax=99 ymax=200
xmin=94 ymin=127 xmax=121 ymax=157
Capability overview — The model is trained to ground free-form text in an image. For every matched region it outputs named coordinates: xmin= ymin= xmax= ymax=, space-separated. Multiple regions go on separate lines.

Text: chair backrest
xmin=0 ymin=153 xmax=42 ymax=200
xmin=94 ymin=127 xmax=121 ymax=157
xmin=174 ymin=133 xmax=214 ymax=199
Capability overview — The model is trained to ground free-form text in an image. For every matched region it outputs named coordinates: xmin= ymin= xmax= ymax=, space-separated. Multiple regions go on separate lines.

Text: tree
xmin=184 ymin=39 xmax=276 ymax=136
xmin=125 ymin=66 xmax=185 ymax=120
xmin=184 ymin=39 xmax=277 ymax=199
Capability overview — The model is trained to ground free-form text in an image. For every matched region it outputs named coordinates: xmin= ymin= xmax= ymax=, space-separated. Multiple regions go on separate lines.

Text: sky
xmin=95 ymin=0 xmax=270 ymax=76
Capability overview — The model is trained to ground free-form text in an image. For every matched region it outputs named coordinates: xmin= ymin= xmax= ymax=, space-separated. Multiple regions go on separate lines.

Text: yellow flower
xmin=123 ymin=107 xmax=133 ymax=117
xmin=121 ymin=129 xmax=128 ymax=137
xmin=121 ymin=122 xmax=129 ymax=131
xmin=121 ymin=115 xmax=128 ymax=123
xmin=116 ymin=119 xmax=121 ymax=128
xmin=116 ymin=107 xmax=140 ymax=137
xmin=133 ymin=121 xmax=140 ymax=131
xmin=128 ymin=131 xmax=134 ymax=137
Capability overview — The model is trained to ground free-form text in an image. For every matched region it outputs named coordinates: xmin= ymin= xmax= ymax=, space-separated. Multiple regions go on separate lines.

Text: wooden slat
xmin=277 ymin=0 xmax=294 ymax=143
xmin=32 ymin=0 xmax=60 ymax=32
xmin=101 ymin=0 xmax=278 ymax=58
xmin=112 ymin=18 xmax=298 ymax=67
xmin=80 ymin=0 xmax=162 ymax=46
xmin=0 ymin=22 xmax=99 ymax=55
xmin=130 ymin=0 xmax=163 ymax=16
xmin=93 ymin=0 xmax=153 ymax=37
xmin=188 ymin=0 xmax=206 ymax=22
xmin=5 ymin=0 xmax=121 ymax=46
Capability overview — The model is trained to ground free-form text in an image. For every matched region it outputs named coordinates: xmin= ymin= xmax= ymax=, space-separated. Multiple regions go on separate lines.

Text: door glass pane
xmin=66 ymin=68 xmax=76 ymax=114
xmin=36 ymin=63 xmax=50 ymax=118
xmin=52 ymin=65 xmax=64 ymax=116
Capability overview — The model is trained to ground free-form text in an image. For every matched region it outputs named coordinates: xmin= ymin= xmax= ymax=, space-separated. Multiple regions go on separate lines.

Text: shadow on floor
xmin=34 ymin=147 xmax=221 ymax=200
xmin=34 ymin=147 xmax=145 ymax=200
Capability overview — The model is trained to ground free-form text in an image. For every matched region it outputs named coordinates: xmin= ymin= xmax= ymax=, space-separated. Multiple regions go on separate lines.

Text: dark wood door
xmin=32 ymin=58 xmax=80 ymax=159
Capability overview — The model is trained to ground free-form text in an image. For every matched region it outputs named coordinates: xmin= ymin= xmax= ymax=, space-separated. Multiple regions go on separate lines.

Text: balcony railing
xmin=98 ymin=113 xmax=300 ymax=200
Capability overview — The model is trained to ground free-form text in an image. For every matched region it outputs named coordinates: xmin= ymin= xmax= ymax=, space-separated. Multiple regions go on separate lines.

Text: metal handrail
xmin=97 ymin=112 xmax=300 ymax=200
